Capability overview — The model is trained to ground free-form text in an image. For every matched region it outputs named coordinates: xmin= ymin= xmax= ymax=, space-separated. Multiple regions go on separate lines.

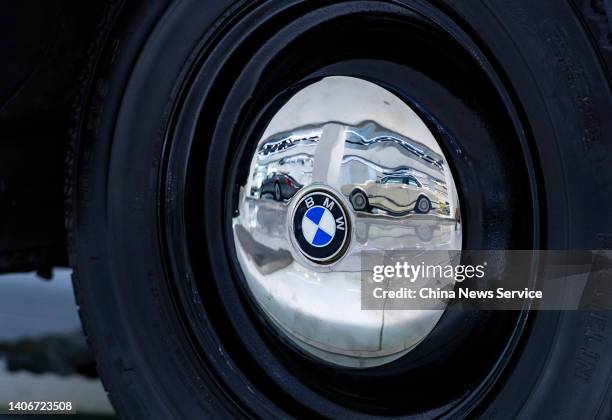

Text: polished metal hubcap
xmin=233 ymin=76 xmax=461 ymax=367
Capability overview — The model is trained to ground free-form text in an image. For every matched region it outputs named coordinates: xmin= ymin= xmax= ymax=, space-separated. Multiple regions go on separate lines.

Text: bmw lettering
xmin=291 ymin=190 xmax=351 ymax=264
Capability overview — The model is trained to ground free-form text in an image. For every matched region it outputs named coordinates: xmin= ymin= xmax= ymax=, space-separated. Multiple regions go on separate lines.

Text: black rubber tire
xmin=574 ymin=0 xmax=612 ymax=74
xmin=350 ymin=189 xmax=369 ymax=211
xmin=67 ymin=1 xmax=612 ymax=418
xmin=414 ymin=196 xmax=431 ymax=214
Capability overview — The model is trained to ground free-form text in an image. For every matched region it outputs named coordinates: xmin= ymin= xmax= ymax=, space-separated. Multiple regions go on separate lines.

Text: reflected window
xmin=381 ymin=176 xmax=403 ymax=184
xmin=404 ymin=176 xmax=421 ymax=187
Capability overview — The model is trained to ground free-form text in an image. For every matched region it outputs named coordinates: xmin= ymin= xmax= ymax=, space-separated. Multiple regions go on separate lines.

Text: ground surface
xmin=0 ymin=270 xmax=115 ymax=417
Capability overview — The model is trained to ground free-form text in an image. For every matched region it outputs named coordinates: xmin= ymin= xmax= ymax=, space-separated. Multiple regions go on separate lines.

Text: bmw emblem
xmin=291 ymin=189 xmax=351 ymax=264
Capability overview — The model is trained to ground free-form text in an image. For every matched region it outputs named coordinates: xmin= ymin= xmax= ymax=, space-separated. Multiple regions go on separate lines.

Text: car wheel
xmin=274 ymin=182 xmax=282 ymax=202
xmin=67 ymin=0 xmax=612 ymax=418
xmin=350 ymin=189 xmax=369 ymax=212
xmin=415 ymin=196 xmax=431 ymax=214
xmin=416 ymin=225 xmax=434 ymax=242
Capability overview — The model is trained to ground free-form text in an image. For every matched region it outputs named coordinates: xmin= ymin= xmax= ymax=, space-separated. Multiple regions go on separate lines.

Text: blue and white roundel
xmin=292 ymin=189 xmax=350 ymax=264
xmin=301 ymin=206 xmax=336 ymax=247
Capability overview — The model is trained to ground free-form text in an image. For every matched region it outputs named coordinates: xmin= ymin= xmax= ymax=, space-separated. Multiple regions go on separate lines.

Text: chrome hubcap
xmin=233 ymin=76 xmax=461 ymax=367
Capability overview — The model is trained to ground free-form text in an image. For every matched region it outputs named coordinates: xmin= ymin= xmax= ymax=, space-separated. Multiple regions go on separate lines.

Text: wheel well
xmin=0 ymin=1 xmax=107 ymax=274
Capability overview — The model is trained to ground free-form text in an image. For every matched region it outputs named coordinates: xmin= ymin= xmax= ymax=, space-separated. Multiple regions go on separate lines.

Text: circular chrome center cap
xmin=232 ymin=76 xmax=462 ymax=368
xmin=291 ymin=189 xmax=350 ymax=264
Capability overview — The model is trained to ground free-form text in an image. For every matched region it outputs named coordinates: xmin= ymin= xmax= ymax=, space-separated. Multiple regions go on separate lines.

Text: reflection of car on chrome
xmin=437 ymin=200 xmax=451 ymax=216
xmin=259 ymin=173 xmax=302 ymax=201
xmin=342 ymin=174 xmax=439 ymax=215
xmin=354 ymin=218 xmax=448 ymax=245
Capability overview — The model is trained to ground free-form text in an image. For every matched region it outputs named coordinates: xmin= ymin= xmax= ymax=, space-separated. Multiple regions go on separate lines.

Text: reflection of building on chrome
xmin=246 ymin=120 xmax=459 ymax=220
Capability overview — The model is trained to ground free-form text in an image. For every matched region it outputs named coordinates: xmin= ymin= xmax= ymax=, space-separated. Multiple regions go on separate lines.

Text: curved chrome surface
xmin=233 ymin=76 xmax=461 ymax=367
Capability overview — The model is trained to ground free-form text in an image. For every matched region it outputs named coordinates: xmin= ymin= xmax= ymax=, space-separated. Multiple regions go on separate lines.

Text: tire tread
xmin=64 ymin=0 xmax=127 ymax=417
